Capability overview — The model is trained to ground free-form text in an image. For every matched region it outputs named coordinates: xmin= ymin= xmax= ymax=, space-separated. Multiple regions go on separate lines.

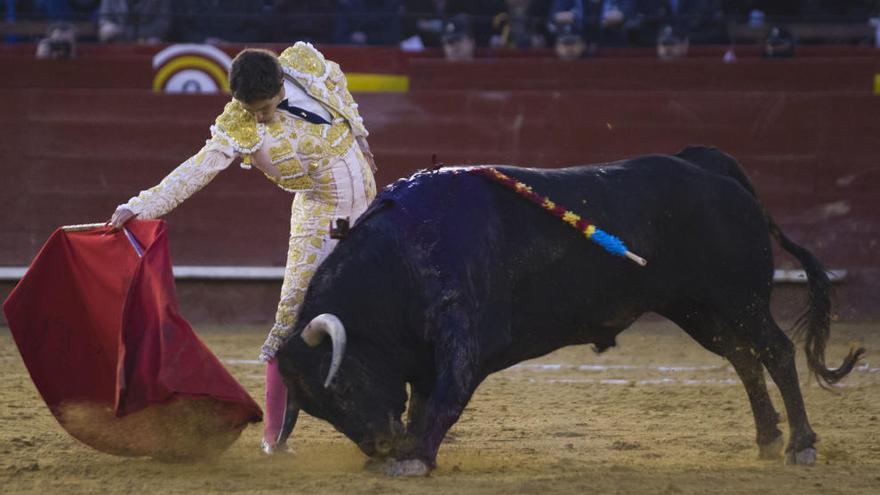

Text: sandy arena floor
xmin=1 ymin=320 xmax=878 ymax=494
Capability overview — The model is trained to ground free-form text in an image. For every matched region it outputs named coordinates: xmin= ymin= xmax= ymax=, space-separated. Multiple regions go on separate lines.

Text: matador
xmin=110 ymin=42 xmax=377 ymax=454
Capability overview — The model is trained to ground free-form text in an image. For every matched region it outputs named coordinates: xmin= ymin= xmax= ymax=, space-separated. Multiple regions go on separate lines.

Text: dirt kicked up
xmin=2 ymin=321 xmax=878 ymax=494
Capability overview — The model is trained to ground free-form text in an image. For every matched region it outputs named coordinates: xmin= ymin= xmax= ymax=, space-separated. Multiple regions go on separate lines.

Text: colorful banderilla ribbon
xmin=471 ymin=167 xmax=647 ymax=267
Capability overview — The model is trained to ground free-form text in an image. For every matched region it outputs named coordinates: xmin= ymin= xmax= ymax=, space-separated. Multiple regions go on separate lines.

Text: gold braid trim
xmin=278 ymin=42 xmax=329 ymax=82
xmin=210 ymin=100 xmax=265 ymax=154
xmin=278 ymin=42 xmax=368 ymax=138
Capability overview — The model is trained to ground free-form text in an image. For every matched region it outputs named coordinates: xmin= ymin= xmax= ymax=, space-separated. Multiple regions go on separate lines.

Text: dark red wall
xmin=410 ymin=57 xmax=880 ymax=92
xmin=2 ymin=45 xmax=878 ymax=323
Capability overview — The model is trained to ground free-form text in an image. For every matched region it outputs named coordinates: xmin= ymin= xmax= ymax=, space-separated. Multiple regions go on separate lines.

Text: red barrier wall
xmin=409 ymin=57 xmax=880 ymax=92
xmin=2 ymin=46 xmax=879 ymax=322
xmin=0 ymin=44 xmax=410 ymax=91
xmin=3 ymin=43 xmax=878 ymax=92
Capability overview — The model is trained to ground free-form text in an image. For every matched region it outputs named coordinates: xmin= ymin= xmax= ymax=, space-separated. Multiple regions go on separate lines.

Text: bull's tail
xmin=766 ymin=219 xmax=865 ymax=386
xmin=677 ymin=146 xmax=865 ymax=386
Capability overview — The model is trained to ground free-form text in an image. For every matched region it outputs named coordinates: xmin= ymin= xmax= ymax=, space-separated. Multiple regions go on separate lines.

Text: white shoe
xmin=260 ymin=438 xmax=294 ymax=455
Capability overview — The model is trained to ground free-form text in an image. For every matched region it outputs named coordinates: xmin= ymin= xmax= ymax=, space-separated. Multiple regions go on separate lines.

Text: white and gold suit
xmin=121 ymin=43 xmax=376 ymax=362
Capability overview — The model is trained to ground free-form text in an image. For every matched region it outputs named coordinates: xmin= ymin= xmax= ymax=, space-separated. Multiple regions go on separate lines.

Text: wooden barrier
xmin=2 ymin=43 xmax=877 ymax=92
xmin=2 ymin=48 xmax=879 ymax=321
xmin=0 ymin=43 xmax=411 ymax=91
xmin=409 ymin=56 xmax=880 ymax=92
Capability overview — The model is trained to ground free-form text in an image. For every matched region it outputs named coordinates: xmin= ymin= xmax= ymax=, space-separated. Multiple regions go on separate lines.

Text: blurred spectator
xmin=171 ymin=0 xmax=266 ymax=43
xmin=722 ymin=0 xmax=802 ymax=36
xmin=36 ymin=21 xmax=77 ymax=58
xmin=656 ymin=23 xmax=688 ymax=57
xmin=98 ymin=0 xmax=171 ymax=43
xmin=583 ymin=0 xmax=640 ymax=46
xmin=2 ymin=1 xmax=30 ymax=42
xmin=764 ymin=25 xmax=794 ymax=57
xmin=490 ymin=0 xmax=547 ymax=48
xmin=871 ymin=15 xmax=880 ymax=48
xmin=471 ymin=0 xmax=514 ymax=46
xmin=736 ymin=1 xmax=804 ymax=17
xmin=38 ymin=0 xmax=100 ymax=21
xmin=554 ymin=21 xmax=588 ymax=58
xmin=267 ymin=0 xmax=335 ymax=43
xmin=547 ymin=0 xmax=583 ymax=38
xmin=441 ymin=13 xmax=475 ymax=60
xmin=721 ymin=0 xmax=804 ymax=20
xmin=2 ymin=1 xmax=37 ymax=18
xmin=747 ymin=7 xmax=765 ymax=27
xmin=401 ymin=0 xmax=473 ymax=48
xmin=333 ymin=0 xmax=402 ymax=45
xmin=638 ymin=0 xmax=726 ymax=46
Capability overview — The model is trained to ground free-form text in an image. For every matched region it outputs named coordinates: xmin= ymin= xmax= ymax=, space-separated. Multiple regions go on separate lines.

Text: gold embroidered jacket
xmin=124 ymin=41 xmax=369 ymax=219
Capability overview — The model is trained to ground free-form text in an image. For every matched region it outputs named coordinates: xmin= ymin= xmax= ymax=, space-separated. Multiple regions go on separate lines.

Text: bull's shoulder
xmin=357 ymin=167 xmax=497 ymax=226
xmin=489 ymin=156 xmax=685 ymax=189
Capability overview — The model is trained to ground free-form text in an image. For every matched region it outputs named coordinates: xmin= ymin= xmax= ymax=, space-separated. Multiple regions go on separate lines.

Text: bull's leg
xmin=748 ymin=312 xmax=818 ymax=465
xmin=726 ymin=350 xmax=784 ymax=458
xmin=387 ymin=307 xmax=480 ymax=476
xmin=369 ymin=383 xmax=428 ymax=467
xmin=659 ymin=304 xmax=783 ymax=459
xmin=387 ymin=371 xmax=476 ymax=476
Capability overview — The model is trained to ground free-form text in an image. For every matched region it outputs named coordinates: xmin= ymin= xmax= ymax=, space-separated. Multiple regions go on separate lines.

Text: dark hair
xmin=229 ymin=49 xmax=283 ymax=103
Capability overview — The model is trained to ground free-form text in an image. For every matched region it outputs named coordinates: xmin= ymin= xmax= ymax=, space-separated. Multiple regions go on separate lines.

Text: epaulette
xmin=278 ymin=42 xmax=367 ymax=137
xmin=209 ymin=100 xmax=265 ymax=154
xmin=278 ymin=42 xmax=329 ymax=86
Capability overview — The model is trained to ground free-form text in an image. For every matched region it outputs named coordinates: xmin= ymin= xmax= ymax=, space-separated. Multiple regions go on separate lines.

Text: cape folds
xmin=3 ymin=220 xmax=262 ymax=459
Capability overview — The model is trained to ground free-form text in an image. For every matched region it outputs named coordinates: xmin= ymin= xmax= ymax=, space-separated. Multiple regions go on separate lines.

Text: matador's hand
xmin=107 ymin=206 xmax=137 ymax=231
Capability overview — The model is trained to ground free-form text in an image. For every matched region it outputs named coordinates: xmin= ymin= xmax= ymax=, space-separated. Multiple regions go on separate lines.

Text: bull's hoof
xmin=384 ymin=459 xmax=430 ymax=477
xmin=758 ymin=436 xmax=784 ymax=460
xmin=784 ymin=447 xmax=816 ymax=466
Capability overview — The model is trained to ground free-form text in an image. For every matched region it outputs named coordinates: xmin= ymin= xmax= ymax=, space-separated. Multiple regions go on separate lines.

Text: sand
xmin=2 ymin=320 xmax=878 ymax=494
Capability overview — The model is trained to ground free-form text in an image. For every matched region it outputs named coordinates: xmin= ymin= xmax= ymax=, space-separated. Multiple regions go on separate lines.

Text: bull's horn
xmin=301 ymin=314 xmax=347 ymax=388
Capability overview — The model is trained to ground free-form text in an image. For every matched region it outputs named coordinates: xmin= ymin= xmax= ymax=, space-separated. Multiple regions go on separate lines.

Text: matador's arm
xmin=121 ymin=139 xmax=237 ymax=219
xmin=120 ymin=100 xmax=263 ymax=219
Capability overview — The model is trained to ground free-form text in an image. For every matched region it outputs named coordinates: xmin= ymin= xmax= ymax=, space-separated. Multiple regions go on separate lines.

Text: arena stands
xmin=2 ymin=1 xmax=879 ymax=47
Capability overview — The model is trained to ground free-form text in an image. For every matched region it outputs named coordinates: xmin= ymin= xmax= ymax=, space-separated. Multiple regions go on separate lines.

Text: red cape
xmin=3 ymin=220 xmax=262 ymax=458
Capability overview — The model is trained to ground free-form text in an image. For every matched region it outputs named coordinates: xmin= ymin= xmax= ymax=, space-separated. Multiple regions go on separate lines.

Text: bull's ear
xmin=300 ymin=314 xmax=347 ymax=388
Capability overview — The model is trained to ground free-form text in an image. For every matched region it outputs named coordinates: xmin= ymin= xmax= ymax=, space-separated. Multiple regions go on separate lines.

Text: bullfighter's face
xmin=280 ymin=346 xmax=408 ymax=458
xmin=239 ymin=86 xmax=284 ymax=124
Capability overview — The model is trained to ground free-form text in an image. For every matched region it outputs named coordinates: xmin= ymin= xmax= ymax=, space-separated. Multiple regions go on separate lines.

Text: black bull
xmin=275 ymin=147 xmax=864 ymax=475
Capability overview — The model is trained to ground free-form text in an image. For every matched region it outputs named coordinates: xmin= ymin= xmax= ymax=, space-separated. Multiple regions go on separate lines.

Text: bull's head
xmin=279 ymin=313 xmax=408 ymax=458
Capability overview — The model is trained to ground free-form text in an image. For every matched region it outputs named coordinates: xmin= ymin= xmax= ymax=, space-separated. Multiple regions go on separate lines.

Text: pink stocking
xmin=263 ymin=358 xmax=287 ymax=444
